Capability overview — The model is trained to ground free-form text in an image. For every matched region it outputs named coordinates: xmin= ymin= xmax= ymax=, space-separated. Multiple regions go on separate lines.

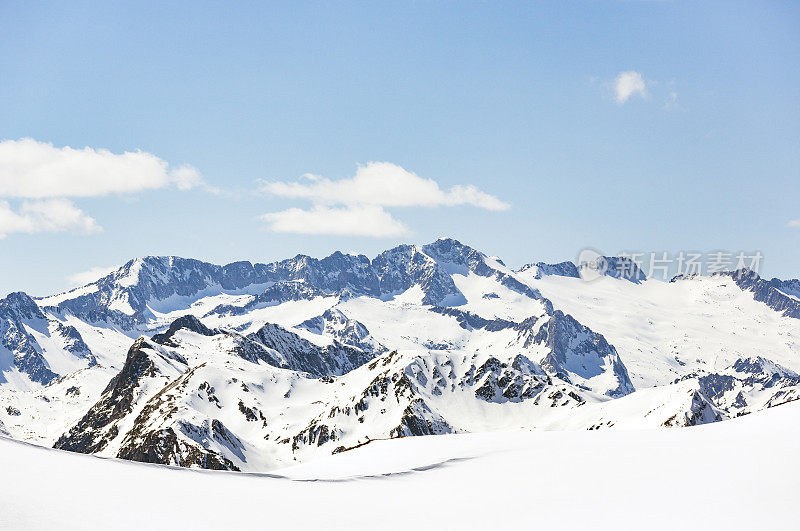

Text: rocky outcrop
xmin=428 ymin=306 xmax=515 ymax=331
xmin=0 ymin=292 xmax=57 ymax=384
xmin=298 ymin=309 xmax=386 ymax=354
xmin=661 ymin=390 xmax=725 ymax=427
xmin=247 ymin=323 xmax=375 ymax=377
xmin=116 ymin=425 xmax=240 ymax=471
xmin=723 ymin=269 xmax=800 ymax=320
xmin=517 ymin=261 xmax=580 ymax=279
xmin=151 ymin=315 xmax=216 ymax=346
xmin=676 ymin=356 xmax=800 ymax=416
xmin=531 ymin=311 xmax=634 ymax=398
xmin=372 ymin=244 xmax=464 ymax=305
xmin=54 ymin=338 xmax=187 ymax=454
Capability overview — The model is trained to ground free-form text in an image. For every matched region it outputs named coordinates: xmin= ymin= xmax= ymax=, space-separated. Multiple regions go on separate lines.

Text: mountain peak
xmin=152 ymin=315 xmax=216 ymax=345
xmin=0 ymin=291 xmax=45 ymax=320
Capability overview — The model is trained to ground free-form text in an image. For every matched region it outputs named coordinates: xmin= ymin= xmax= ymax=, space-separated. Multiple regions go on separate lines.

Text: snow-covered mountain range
xmin=1 ymin=238 xmax=798 ymax=471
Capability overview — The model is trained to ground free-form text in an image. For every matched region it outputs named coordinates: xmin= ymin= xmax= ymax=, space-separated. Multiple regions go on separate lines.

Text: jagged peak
xmin=323 ymin=250 xmax=370 ymax=262
xmin=517 ymin=261 xmax=580 ymax=279
xmin=429 ymin=236 xmax=467 ymax=247
xmin=0 ymin=291 xmax=45 ymax=320
xmin=730 ymin=356 xmax=798 ymax=378
xmin=421 ymin=237 xmax=484 ymax=261
xmin=321 ymin=307 xmax=348 ymax=320
xmin=151 ymin=315 xmax=217 ymax=345
xmin=1 ymin=290 xmax=39 ymax=308
xmin=594 ymin=256 xmax=647 ymax=283
xmin=713 ymin=267 xmax=760 ymax=281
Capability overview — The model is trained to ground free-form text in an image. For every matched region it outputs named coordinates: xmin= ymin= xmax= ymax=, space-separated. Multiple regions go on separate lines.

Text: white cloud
xmin=0 ymin=199 xmax=101 ymax=237
xmin=0 ymin=138 xmax=214 ymax=236
xmin=664 ymin=90 xmax=679 ymax=110
xmin=260 ymin=205 xmax=411 ymax=237
xmin=66 ymin=265 xmax=120 ymax=287
xmin=0 ymin=138 xmax=206 ymax=198
xmin=788 ymin=219 xmax=800 ymax=228
xmin=258 ymin=162 xmax=509 ymax=237
xmin=614 ymin=71 xmax=647 ymax=104
xmin=169 ymin=165 xmax=206 ymax=191
xmin=260 ymin=162 xmax=510 ymax=211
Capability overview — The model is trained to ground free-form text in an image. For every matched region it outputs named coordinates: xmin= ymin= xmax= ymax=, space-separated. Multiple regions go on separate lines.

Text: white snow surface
xmin=2 ymin=244 xmax=800 ymax=524
xmin=521 ymin=273 xmax=800 ymax=387
xmin=0 ymin=400 xmax=798 ymax=530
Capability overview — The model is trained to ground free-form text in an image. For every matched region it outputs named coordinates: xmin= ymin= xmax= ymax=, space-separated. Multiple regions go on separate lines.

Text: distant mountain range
xmin=1 ymin=238 xmax=799 ymax=471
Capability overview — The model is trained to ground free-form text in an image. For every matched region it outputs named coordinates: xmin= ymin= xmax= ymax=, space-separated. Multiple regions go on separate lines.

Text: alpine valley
xmin=1 ymin=238 xmax=799 ymax=473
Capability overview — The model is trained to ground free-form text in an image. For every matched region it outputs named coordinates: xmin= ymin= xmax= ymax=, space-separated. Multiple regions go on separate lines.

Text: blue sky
xmin=0 ymin=0 xmax=798 ymax=296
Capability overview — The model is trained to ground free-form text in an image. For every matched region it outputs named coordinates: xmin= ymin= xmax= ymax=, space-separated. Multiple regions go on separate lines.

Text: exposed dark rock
xmin=247 ymin=323 xmax=374 ymax=377
xmin=152 ymin=315 xmax=216 ymax=346
xmin=722 ymin=269 xmax=800 ymax=320
xmin=54 ymin=338 xmax=186 ymax=454
xmin=373 ymin=243 xmax=464 ymax=306
xmin=517 ymin=261 xmax=580 ymax=279
xmin=0 ymin=292 xmax=58 ymax=384
xmin=298 ymin=308 xmax=386 ymax=354
xmin=116 ymin=425 xmax=240 ymax=471
xmin=428 ymin=307 xmax=515 ymax=331
xmin=533 ymin=311 xmax=634 ymax=397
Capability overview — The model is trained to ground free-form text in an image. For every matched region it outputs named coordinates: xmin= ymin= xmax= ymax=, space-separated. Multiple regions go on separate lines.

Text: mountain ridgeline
xmin=1 ymin=238 xmax=799 ymax=472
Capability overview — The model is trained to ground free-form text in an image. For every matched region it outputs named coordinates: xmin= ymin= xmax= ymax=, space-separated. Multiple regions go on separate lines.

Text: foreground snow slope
xmin=2 ymin=401 xmax=798 ymax=531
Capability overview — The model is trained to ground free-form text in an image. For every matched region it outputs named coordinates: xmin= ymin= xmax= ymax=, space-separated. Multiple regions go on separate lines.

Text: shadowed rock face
xmin=298 ymin=309 xmax=387 ymax=355
xmin=675 ymin=356 xmax=800 ymax=416
xmin=152 ymin=313 xmax=383 ymax=379
xmin=114 ymin=364 xmax=243 ymax=472
xmin=0 ymin=291 xmax=97 ymax=384
xmin=517 ymin=262 xmax=580 ymax=279
xmin=54 ymin=338 xmax=186 ymax=454
xmin=721 ymin=269 xmax=800 ymax=320
xmin=533 ymin=310 xmax=634 ymax=398
xmin=53 ymin=322 xmax=96 ymax=366
xmin=373 ymin=244 xmax=465 ymax=306
xmin=247 ymin=322 xmax=375 ymax=377
xmin=661 ymin=390 xmax=724 ymax=427
xmin=36 ymin=254 xmax=384 ymax=328
xmin=151 ymin=315 xmax=216 ymax=346
xmin=518 ymin=256 xmax=647 ymax=283
xmin=428 ymin=306 xmax=516 ymax=332
xmin=1 ymin=292 xmax=45 ymax=321
xmin=116 ymin=425 xmax=240 ymax=471
xmin=597 ymin=257 xmax=647 ymax=283
xmin=36 ymin=239 xmax=550 ymax=330
xmin=0 ymin=292 xmax=57 ymax=384
xmin=422 ymin=238 xmax=546 ymax=301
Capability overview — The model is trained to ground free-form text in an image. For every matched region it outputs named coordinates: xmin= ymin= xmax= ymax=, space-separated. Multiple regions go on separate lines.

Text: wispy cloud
xmin=0 ymin=199 xmax=101 ymax=238
xmin=260 ymin=162 xmax=509 ymax=211
xmin=664 ymin=90 xmax=679 ymax=110
xmin=0 ymin=138 xmax=206 ymax=198
xmin=613 ymin=71 xmax=647 ymax=104
xmin=260 ymin=205 xmax=410 ymax=237
xmin=0 ymin=138 xmax=212 ymax=236
xmin=66 ymin=264 xmax=120 ymax=287
xmin=258 ymin=162 xmax=509 ymax=237
xmin=788 ymin=219 xmax=800 ymax=228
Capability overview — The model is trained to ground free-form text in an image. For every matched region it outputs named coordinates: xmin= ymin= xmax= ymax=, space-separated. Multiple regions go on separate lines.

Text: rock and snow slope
xmin=1 ymin=400 xmax=798 ymax=530
xmin=0 ymin=238 xmax=798 ymax=473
